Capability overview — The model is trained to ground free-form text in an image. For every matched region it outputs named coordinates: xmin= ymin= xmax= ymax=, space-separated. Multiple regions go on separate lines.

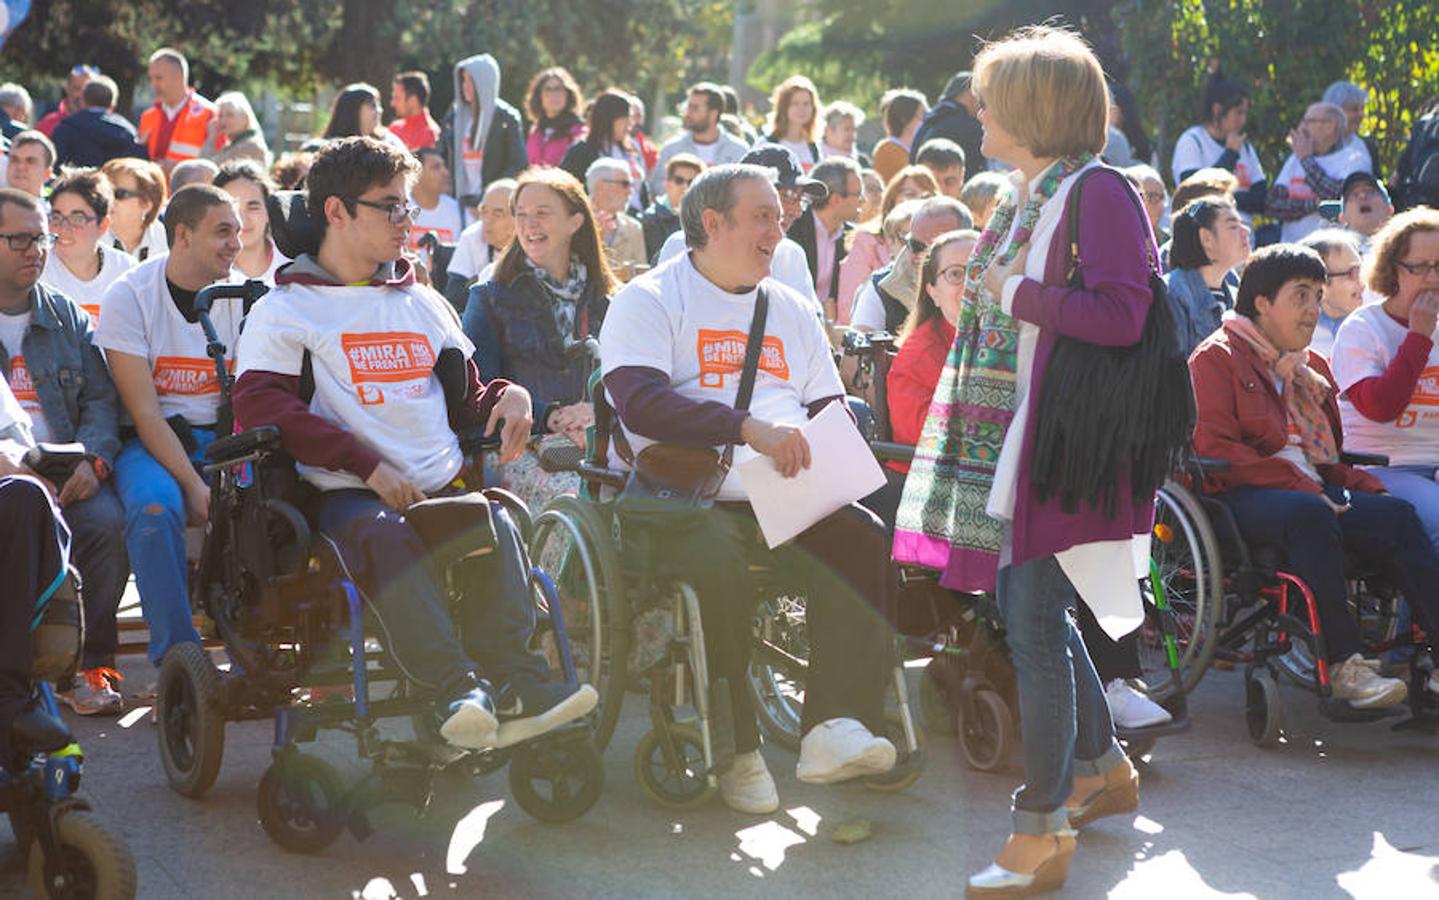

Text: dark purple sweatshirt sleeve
xmin=604 ymin=366 xmax=749 ymax=447
xmin=232 ymin=370 xmax=384 ymax=480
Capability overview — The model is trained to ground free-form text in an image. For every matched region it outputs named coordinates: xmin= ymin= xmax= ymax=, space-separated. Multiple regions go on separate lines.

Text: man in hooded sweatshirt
xmin=444 ymin=54 xmax=526 ymax=218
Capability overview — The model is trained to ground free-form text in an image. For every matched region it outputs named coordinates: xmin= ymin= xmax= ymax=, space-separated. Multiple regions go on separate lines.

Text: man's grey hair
xmin=584 ymin=157 xmax=631 ymax=196
xmin=169 ymin=158 xmax=221 ymax=193
xmin=1300 ymin=228 xmax=1360 ymax=260
xmin=680 ymin=163 xmax=776 ymax=250
xmin=0 ymin=84 xmax=33 ymax=123
xmin=823 ymin=101 xmax=865 ymax=131
xmin=912 ymin=194 xmax=974 ymax=233
xmin=812 ymin=157 xmax=862 ymax=209
xmin=1323 ymin=81 xmax=1368 ymax=109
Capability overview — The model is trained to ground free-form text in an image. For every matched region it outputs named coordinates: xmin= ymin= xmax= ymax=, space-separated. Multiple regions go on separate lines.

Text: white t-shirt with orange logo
xmin=408 ymin=193 xmax=463 ymax=258
xmin=1331 ymin=303 xmax=1439 ymax=465
xmin=94 ymin=256 xmax=245 ymax=427
xmin=599 ymin=252 xmax=843 ymax=501
xmin=0 ymin=309 xmax=53 ymax=443
xmin=234 ymin=281 xmax=474 ymax=493
xmin=40 ymin=245 xmax=138 ymax=323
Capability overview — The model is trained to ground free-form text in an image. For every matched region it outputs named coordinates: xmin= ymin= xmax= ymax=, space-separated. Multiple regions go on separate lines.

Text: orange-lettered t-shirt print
xmin=341 ymin=332 xmax=436 ymax=384
xmin=7 ymin=355 xmax=38 ymax=402
xmin=152 ymin=356 xmax=224 ymax=395
xmin=1398 ymin=365 xmax=1439 ymax=428
xmin=696 ymin=329 xmax=788 ymax=389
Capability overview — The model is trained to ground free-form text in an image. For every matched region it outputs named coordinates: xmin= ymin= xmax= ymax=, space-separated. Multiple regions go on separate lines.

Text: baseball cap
xmin=740 ymin=145 xmax=828 ymax=199
xmin=1319 ymin=171 xmax=1391 ymax=220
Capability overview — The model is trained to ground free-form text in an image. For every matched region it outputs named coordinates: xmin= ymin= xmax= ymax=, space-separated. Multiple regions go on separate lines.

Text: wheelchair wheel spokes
xmin=748 ymin=594 xmax=809 ymax=752
xmin=1151 ymin=484 xmax=1224 ymax=694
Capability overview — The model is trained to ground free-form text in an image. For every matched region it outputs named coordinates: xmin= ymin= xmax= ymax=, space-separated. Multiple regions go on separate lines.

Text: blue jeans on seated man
xmin=61 ymin=482 xmax=130 ymax=669
xmin=997 ymin=555 xmax=1128 ymax=836
xmin=1218 ymin=486 xmax=1439 ymax=661
xmin=113 ymin=430 xmax=214 ymax=667
xmin=314 ymin=489 xmax=550 ymax=698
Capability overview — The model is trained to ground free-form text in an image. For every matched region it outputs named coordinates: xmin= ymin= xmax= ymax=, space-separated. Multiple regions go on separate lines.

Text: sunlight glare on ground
xmin=1108 ymin=850 xmax=1257 ymax=898
xmin=786 ymin=805 xmax=821 ymax=837
xmin=1336 ymin=832 xmax=1439 ymax=899
xmin=445 ymin=799 xmax=505 ymax=875
xmin=735 ymin=820 xmax=807 ymax=873
xmin=118 ymin=706 xmax=150 ymax=729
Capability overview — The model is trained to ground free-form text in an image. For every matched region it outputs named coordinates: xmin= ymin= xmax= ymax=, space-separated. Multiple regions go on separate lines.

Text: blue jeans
xmin=113 ymin=431 xmax=213 ymax=667
xmin=1370 ymin=465 xmax=1439 ymax=551
xmin=315 ymin=490 xmax=548 ymax=695
xmin=62 ymin=482 xmax=129 ymax=669
xmin=997 ymin=555 xmax=1126 ymax=835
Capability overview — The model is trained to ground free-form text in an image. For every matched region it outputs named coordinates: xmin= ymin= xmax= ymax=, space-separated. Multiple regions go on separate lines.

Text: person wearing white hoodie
xmin=444 ymin=54 xmax=527 ymax=219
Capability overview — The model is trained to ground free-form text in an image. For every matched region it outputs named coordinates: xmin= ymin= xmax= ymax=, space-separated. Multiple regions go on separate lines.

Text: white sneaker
xmin=796 ymin=718 xmax=895 ymax=785
xmin=1425 ymin=669 xmax=1439 ymax=695
xmin=1331 ymin=654 xmax=1408 ymax=708
xmin=1104 ymin=679 xmax=1172 ymax=729
xmin=719 ymin=750 xmax=780 ymax=815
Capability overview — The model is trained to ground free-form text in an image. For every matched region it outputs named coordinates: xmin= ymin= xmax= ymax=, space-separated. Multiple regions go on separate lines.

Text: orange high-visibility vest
xmin=139 ymin=90 xmax=216 ymax=163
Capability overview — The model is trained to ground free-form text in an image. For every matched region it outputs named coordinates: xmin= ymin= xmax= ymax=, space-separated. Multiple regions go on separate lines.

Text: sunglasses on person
xmin=668 ymin=173 xmax=694 ymax=188
xmin=0 ymin=232 xmax=57 ymax=252
xmin=906 ymin=235 xmax=929 ymax=256
xmin=353 ymin=198 xmax=421 ymax=224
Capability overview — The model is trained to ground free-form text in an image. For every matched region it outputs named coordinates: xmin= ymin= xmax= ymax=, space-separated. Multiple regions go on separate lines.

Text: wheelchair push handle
xmin=193 ymin=279 xmax=269 ymax=317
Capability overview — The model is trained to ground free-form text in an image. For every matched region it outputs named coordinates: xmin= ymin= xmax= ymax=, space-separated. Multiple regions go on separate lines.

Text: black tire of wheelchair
xmin=865 ymin=710 xmax=926 ymax=793
xmin=26 ymin=809 xmax=138 ymax=900
xmin=749 ymin=595 xmax=808 ymax=754
xmin=919 ymin=661 xmax=958 ymax=736
xmin=156 ymin=642 xmax=226 ymax=799
xmin=542 ymin=496 xmax=630 ymax=751
xmin=1155 ymin=481 xmax=1225 ymax=695
xmin=1245 ymin=671 xmax=1284 ymax=748
xmin=957 ymin=688 xmax=1015 ymax=773
xmin=507 ymin=736 xmax=605 ymax=824
xmin=256 ymin=753 xmax=347 ymax=855
xmin=633 ymin=724 xmax=716 ymax=811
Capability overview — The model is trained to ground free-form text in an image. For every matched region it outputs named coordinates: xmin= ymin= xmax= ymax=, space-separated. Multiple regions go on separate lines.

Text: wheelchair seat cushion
xmin=404 ymin=494 xmax=498 ymax=566
xmin=11 ymin=706 xmax=74 ymax=755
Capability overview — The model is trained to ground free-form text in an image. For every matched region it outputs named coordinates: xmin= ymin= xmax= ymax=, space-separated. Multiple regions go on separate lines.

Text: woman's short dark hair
xmin=583 ymin=91 xmax=634 ymax=150
xmin=882 ymin=90 xmax=927 ymax=138
xmin=1169 ymin=196 xmax=1236 ymax=270
xmin=48 ymin=167 xmax=113 ymax=219
xmin=214 ymin=159 xmax=275 ymax=199
xmin=1234 ymin=243 xmax=1327 ymax=319
xmin=323 ymin=83 xmax=382 ymax=139
xmin=1201 ymin=71 xmax=1248 ymax=125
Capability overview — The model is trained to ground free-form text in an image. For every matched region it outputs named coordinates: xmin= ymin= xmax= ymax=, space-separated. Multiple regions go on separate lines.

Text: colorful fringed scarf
xmin=892 ymin=154 xmax=1092 ymax=588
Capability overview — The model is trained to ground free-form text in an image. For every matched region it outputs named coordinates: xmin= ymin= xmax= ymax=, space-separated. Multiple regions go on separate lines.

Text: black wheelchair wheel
xmin=1149 ymin=483 xmax=1224 ymax=695
xmin=633 ymin=724 xmax=716 ymax=810
xmin=8 ymin=806 xmax=36 ymax=856
xmin=957 ymin=688 xmax=1015 ymax=773
xmin=508 ymin=734 xmax=605 ymax=823
xmin=156 ymin=642 xmax=226 ymax=798
xmin=865 ymin=710 xmax=926 ymax=793
xmin=256 ymin=753 xmax=346 ymax=854
xmin=749 ymin=593 xmax=809 ymax=752
xmin=26 ymin=810 xmax=138 ymax=900
xmin=531 ymin=497 xmax=628 ymax=752
xmin=1245 ymin=671 xmax=1284 ymax=748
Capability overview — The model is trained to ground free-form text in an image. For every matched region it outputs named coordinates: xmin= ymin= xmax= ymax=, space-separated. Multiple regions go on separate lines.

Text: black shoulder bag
xmin=613 ymin=288 xmax=769 ymax=521
xmin=1029 ymin=167 xmax=1196 ymax=516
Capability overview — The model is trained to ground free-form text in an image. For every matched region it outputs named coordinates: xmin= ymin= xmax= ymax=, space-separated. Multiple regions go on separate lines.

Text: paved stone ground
xmin=4 ymin=591 xmax=1439 ymax=899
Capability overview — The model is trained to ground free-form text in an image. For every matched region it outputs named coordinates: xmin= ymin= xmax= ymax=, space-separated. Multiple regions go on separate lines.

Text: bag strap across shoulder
xmin=1065 ymin=165 xmax=1159 ymax=287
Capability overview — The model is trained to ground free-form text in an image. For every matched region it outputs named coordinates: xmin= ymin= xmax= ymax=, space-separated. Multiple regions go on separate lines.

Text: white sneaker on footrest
xmin=1104 ymin=679 xmax=1172 ymax=729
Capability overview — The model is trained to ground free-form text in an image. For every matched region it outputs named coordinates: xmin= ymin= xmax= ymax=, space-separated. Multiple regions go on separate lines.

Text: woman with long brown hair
xmin=765 ymin=75 xmax=823 ymax=171
xmin=525 ymin=67 xmax=586 ymax=168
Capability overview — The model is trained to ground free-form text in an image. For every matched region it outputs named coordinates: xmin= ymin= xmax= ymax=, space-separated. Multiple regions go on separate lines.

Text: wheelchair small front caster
xmin=508 ymin=732 xmax=605 ymax=823
xmin=957 ymin=686 xmax=1014 ymax=773
xmin=633 ymin=724 xmax=716 ymax=810
xmin=1245 ymin=670 xmax=1284 ymax=748
xmin=257 ymin=752 xmax=347 ymax=854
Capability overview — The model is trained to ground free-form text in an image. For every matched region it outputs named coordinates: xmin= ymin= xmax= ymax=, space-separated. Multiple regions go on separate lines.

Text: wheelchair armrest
xmin=576 ymin=461 xmax=628 ymax=489
xmin=869 ymin=440 xmax=915 ymax=463
xmin=1340 ymin=451 xmax=1388 ymax=467
xmin=204 ymin=426 xmax=283 ymax=464
xmin=1189 ymin=456 xmax=1232 ymax=473
xmin=536 ymin=440 xmax=585 ymax=473
xmin=22 ymin=442 xmax=92 ymax=483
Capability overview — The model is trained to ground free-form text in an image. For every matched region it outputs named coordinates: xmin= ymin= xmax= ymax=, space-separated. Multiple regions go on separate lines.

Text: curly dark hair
xmin=304 ymin=136 xmax=418 ymax=239
xmin=525 ymin=67 xmax=584 ymax=130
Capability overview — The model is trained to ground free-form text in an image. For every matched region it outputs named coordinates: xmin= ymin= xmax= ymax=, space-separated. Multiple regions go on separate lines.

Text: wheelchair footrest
xmin=1318 ymin=696 xmax=1406 ymax=723
xmin=1116 ymin=712 xmax=1191 ymax=742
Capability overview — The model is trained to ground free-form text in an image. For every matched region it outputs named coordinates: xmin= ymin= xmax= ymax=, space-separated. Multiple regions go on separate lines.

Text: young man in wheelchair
xmin=1189 ymin=243 xmax=1439 ymax=706
xmin=231 ymin=137 xmax=596 ymax=751
xmin=599 ymin=163 xmax=898 ymax=814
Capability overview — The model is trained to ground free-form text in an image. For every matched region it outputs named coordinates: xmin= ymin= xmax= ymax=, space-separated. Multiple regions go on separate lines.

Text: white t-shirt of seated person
xmin=409 ymin=193 xmax=463 ymax=257
xmin=40 ymin=244 xmax=138 ymax=322
xmin=235 ymin=281 xmax=475 ymax=494
xmin=1274 ymin=142 xmax=1371 ymax=243
xmin=598 ymin=252 xmax=843 ymax=501
xmin=1331 ymin=303 xmax=1439 ymax=466
xmin=0 ymin=309 xmax=53 ymax=443
xmin=447 ymin=219 xmax=495 ymax=281
xmin=94 ymin=256 xmax=245 ymax=427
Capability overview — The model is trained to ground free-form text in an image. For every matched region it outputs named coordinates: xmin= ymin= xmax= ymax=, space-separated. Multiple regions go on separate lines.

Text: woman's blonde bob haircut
xmin=1365 ymin=206 xmax=1439 ymax=298
xmin=972 ymin=25 xmax=1109 ymax=159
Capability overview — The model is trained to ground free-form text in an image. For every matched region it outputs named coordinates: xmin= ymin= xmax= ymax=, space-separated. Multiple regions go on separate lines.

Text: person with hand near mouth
xmin=93 ymin=184 xmax=243 ymax=671
xmin=1320 ymin=171 xmax=1394 ymax=257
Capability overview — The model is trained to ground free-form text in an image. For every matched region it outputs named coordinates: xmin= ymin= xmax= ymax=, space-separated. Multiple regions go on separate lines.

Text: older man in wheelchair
xmin=1189 ymin=243 xmax=1439 ymax=708
xmin=230 ymin=137 xmax=596 ymax=753
xmin=598 ymin=163 xmax=900 ymax=814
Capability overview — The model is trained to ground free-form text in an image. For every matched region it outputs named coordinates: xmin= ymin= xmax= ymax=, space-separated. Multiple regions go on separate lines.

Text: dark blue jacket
xmin=910 ymin=98 xmax=985 ymax=174
xmin=462 ymin=271 xmax=608 ymax=430
xmin=51 ymin=109 xmax=148 ymax=168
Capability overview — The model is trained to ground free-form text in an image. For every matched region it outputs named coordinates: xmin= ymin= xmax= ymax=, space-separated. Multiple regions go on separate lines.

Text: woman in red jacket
xmin=1189 ymin=243 xmax=1439 ymax=707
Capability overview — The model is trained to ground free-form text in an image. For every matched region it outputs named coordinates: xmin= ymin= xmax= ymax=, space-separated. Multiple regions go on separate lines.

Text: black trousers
xmin=654 ymin=502 xmax=895 ymax=753
xmin=1073 ymin=601 xmax=1144 ymax=683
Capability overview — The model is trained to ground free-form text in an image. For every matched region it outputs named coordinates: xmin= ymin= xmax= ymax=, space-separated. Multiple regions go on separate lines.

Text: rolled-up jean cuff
xmin=1011 ymin=799 xmax=1070 ymax=836
xmin=1074 ymin=741 xmax=1128 ymax=778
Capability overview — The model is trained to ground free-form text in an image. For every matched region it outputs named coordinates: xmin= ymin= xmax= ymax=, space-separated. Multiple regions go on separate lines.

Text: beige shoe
xmin=1331 ymin=654 xmax=1407 ymax=708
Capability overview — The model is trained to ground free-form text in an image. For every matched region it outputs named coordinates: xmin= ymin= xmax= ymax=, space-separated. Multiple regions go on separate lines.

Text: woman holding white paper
xmin=892 ymin=26 xmax=1187 ymax=896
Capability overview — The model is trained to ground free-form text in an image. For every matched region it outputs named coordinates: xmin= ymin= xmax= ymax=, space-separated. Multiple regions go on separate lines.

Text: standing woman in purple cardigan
xmin=894 ymin=26 xmax=1186 ymax=896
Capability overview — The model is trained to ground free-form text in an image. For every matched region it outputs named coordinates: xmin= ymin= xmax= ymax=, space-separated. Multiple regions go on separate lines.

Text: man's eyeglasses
xmin=604 ymin=179 xmax=635 ymax=190
xmin=934 ymin=264 xmax=968 ymax=286
xmin=1141 ymin=190 xmax=1166 ymax=204
xmin=1326 ymin=265 xmax=1362 ymax=281
xmin=1396 ymin=260 xmax=1439 ymax=278
xmin=70 ymin=65 xmax=100 ymax=77
xmin=778 ymin=187 xmax=808 ymax=205
xmin=48 ymin=211 xmax=99 ymax=230
xmin=353 ymin=198 xmax=421 ymax=224
xmin=0 ymin=232 xmax=56 ymax=252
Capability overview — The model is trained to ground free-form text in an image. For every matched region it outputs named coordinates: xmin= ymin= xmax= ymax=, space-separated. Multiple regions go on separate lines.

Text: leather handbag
xmin=613 ymin=288 xmax=770 ymax=519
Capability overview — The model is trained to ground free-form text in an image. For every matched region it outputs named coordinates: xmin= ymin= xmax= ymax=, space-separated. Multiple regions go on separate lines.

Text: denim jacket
xmin=462 ymin=272 xmax=608 ymax=430
xmin=0 ymin=284 xmax=120 ymax=463
xmin=1165 ymin=267 xmax=1236 ymax=359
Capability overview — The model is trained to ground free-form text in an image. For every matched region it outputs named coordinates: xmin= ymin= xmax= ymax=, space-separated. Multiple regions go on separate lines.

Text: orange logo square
xmin=152 ymin=356 xmax=225 ymax=395
xmin=696 ymin=329 xmax=788 ymax=389
xmin=341 ymin=332 xmax=435 ymax=384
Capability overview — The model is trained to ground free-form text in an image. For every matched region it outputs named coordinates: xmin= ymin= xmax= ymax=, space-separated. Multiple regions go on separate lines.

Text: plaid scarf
xmin=526 ymin=254 xmax=588 ymax=338
xmin=1222 ymin=313 xmax=1339 ymax=466
xmin=892 ymin=154 xmax=1092 ymax=588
